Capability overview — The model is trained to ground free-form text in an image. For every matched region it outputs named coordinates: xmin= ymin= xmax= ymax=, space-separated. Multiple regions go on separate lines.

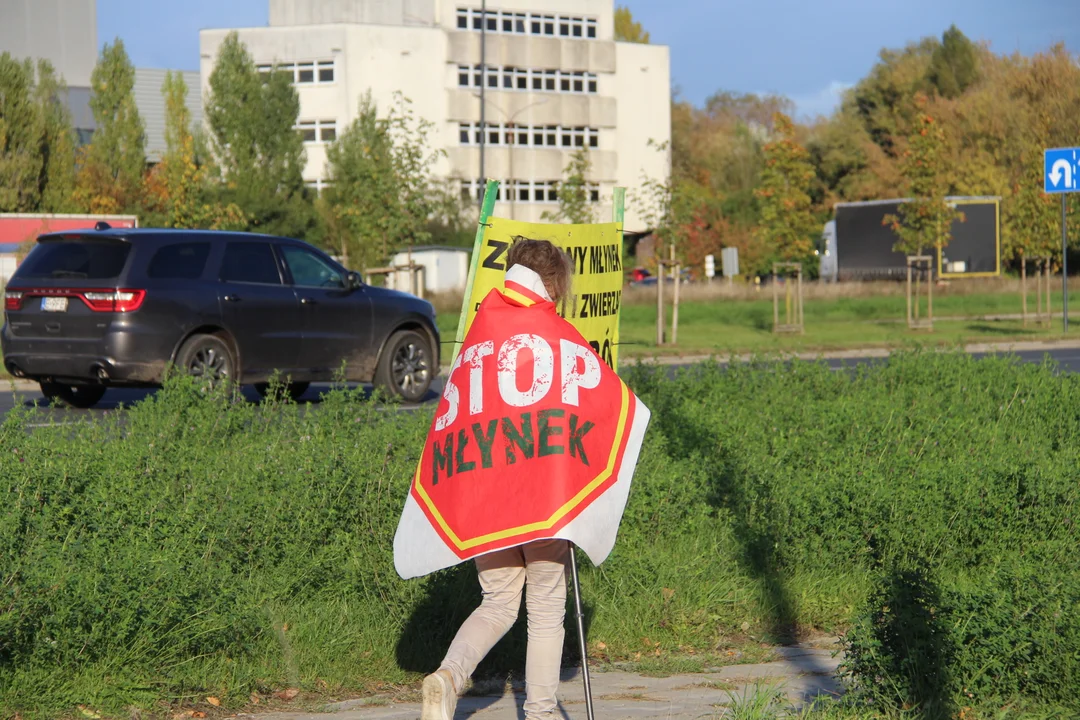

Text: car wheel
xmin=175 ymin=334 xmax=235 ymax=390
xmin=375 ymin=329 xmax=433 ymax=403
xmin=39 ymin=382 xmax=107 ymax=409
xmin=253 ymin=381 xmax=310 ymax=401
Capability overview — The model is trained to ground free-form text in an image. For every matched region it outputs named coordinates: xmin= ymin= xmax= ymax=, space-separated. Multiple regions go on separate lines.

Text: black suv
xmin=1 ymin=226 xmax=440 ymax=407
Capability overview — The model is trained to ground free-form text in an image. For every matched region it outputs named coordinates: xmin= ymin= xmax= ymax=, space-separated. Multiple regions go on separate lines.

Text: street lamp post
xmin=473 ymin=95 xmax=549 ymax=219
xmin=478 ymin=0 xmax=486 ymax=199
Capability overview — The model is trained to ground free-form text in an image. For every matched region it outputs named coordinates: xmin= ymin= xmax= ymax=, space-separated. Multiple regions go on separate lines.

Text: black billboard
xmin=834 ymin=198 xmax=1000 ymax=280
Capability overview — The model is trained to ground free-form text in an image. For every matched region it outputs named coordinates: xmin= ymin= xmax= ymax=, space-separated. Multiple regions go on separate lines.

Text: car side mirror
xmin=347 ymin=271 xmax=363 ymax=289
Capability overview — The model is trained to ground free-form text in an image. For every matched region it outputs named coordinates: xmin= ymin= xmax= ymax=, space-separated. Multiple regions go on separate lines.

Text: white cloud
xmin=788 ymin=81 xmax=855 ymax=121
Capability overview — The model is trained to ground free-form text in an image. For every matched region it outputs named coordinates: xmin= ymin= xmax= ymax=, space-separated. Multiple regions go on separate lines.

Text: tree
xmin=204 ymin=32 xmax=313 ymax=238
xmin=614 ymin=6 xmax=650 ymax=43
xmin=0 ymin=54 xmax=77 ymax=213
xmin=142 ymin=71 xmax=246 ymax=230
xmin=753 ymin=113 xmax=818 ymax=263
xmin=927 ymin=25 xmax=979 ymax=99
xmin=323 ymin=92 xmax=444 ymax=270
xmin=35 ymin=60 xmax=77 ymax=212
xmin=847 ymin=38 xmax=938 ymax=158
xmin=1007 ymin=156 xmax=1059 ymax=263
xmin=74 ymin=38 xmax=145 ymax=213
xmin=543 ymin=149 xmax=597 ymax=224
xmin=883 ymin=98 xmax=963 ymax=256
xmin=0 ymin=54 xmax=45 ymax=211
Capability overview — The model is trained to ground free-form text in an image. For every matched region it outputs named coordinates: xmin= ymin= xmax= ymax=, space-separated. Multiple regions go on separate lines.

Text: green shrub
xmin=843 ymin=557 xmax=1080 ymax=715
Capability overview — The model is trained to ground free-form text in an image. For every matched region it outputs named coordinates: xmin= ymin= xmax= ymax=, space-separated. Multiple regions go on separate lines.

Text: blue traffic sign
xmin=1045 ymin=147 xmax=1080 ymax=193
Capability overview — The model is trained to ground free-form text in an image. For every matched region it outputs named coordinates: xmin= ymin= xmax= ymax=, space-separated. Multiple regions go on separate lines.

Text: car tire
xmin=39 ymin=382 xmax=107 ymax=409
xmin=253 ymin=381 xmax=310 ymax=401
xmin=375 ymin=329 xmax=434 ymax=403
xmin=175 ymin=334 xmax=235 ymax=389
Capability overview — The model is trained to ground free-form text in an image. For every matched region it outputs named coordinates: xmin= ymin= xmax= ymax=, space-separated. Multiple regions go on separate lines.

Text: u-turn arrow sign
xmin=1045 ymin=148 xmax=1080 ymax=193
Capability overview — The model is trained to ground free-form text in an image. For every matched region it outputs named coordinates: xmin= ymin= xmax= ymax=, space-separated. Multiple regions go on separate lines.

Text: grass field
xmin=3 ymin=354 xmax=1078 ymax=719
xmin=437 ymin=288 xmax=1080 ymax=358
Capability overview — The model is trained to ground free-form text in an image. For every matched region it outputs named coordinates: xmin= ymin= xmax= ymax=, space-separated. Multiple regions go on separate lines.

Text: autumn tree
xmin=637 ymin=139 xmax=737 ymax=273
xmin=926 ymin=25 xmax=979 ymax=99
xmin=1007 ymin=151 xmax=1059 ymax=263
xmin=753 ymin=112 xmax=818 ymax=263
xmin=614 ymin=6 xmax=650 ymax=43
xmin=74 ymin=39 xmax=145 ymax=213
xmin=847 ymin=38 xmax=938 ymax=159
xmin=993 ymin=46 xmax=1080 ymax=263
xmin=142 ymin=71 xmax=245 ymax=230
xmin=883 ymin=98 xmax=963 ymax=256
xmin=543 ymin=148 xmax=597 ymax=224
xmin=205 ymin=32 xmax=313 ymax=238
xmin=322 ymin=93 xmax=443 ymax=270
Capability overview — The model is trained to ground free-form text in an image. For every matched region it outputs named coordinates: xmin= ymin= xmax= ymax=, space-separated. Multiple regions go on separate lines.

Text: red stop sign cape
xmin=393 ymin=272 xmax=651 ymax=579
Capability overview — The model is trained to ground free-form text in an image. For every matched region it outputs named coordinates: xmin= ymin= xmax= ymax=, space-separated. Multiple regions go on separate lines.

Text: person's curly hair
xmin=506 ymin=237 xmax=573 ymax=302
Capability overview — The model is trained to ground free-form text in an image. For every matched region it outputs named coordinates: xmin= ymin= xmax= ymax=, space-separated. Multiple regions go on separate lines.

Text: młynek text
xmin=430 ymin=335 xmax=603 ymax=484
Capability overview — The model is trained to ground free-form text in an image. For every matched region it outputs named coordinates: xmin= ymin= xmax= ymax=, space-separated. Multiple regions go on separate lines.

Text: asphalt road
xmin=3 ymin=346 xmax=1080 ymax=421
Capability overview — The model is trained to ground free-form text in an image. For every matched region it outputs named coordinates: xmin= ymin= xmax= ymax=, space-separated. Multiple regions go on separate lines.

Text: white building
xmin=199 ymin=0 xmax=670 ymax=231
xmin=386 ymin=245 xmax=471 ymax=294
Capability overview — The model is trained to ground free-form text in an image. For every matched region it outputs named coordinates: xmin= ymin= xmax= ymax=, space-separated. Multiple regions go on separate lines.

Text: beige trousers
xmin=439 ymin=539 xmax=569 ymax=719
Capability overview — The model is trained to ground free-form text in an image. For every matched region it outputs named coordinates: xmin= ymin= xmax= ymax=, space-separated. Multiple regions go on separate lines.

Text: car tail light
xmin=81 ymin=289 xmax=146 ymax=313
xmin=4 ymin=291 xmax=23 ymax=311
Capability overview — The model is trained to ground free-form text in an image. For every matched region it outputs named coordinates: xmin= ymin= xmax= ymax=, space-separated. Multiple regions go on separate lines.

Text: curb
xmin=618 ymin=338 xmax=1080 ymax=367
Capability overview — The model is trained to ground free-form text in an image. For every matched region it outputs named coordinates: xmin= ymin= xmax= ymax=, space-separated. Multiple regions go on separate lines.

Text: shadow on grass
xmin=630 ymin=362 xmax=839 ymax=705
xmin=965 ymin=323 xmax=1039 ymax=336
xmin=846 ymin=560 xmax=955 ymax=720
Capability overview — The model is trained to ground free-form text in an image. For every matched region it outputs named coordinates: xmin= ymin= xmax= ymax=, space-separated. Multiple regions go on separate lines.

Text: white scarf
xmin=505 ymin=264 xmax=552 ymax=301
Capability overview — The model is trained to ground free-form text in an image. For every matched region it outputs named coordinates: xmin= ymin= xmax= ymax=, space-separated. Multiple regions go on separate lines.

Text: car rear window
xmin=147 ymin=242 xmax=211 ymax=280
xmin=17 ymin=239 xmax=131 ymax=280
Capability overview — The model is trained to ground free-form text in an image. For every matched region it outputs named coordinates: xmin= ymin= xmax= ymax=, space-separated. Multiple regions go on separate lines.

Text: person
xmin=421 ymin=238 xmax=575 ymax=720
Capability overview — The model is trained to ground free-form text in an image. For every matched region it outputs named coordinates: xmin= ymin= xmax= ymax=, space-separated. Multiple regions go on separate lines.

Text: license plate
xmin=41 ymin=296 xmax=68 ymax=312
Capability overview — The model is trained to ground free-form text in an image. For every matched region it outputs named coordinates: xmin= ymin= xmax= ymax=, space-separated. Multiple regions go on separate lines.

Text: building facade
xmin=199 ymin=0 xmax=670 ymax=230
xmin=1 ymin=0 xmax=98 ymax=141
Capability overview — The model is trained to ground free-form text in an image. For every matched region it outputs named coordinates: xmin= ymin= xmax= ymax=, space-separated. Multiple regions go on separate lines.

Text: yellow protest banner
xmin=458 ymin=215 xmax=624 ymax=370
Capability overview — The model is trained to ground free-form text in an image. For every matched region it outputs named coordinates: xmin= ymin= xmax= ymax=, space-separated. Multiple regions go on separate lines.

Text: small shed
xmin=386 ymin=246 xmax=471 ymax=295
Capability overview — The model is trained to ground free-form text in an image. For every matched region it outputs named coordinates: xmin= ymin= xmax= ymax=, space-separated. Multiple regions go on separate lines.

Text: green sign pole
xmin=453 ymin=180 xmax=499 ymax=364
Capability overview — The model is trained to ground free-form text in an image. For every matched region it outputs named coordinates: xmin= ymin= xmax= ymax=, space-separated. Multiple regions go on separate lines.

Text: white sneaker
xmin=421 ymin=669 xmax=458 ymax=720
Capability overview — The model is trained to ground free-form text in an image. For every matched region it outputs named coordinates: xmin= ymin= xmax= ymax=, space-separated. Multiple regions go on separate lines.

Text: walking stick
xmin=568 ymin=545 xmax=596 ymax=720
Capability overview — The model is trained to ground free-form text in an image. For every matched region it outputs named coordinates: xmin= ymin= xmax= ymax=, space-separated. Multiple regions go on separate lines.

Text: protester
xmin=421 ymin=238 xmax=575 ymax=720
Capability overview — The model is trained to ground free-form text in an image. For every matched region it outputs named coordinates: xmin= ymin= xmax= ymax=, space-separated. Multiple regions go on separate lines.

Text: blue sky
xmin=98 ymin=0 xmax=1080 ymax=119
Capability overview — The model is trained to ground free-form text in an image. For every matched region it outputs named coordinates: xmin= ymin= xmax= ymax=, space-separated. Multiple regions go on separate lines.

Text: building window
xmin=296 ymin=119 xmax=337 ymax=143
xmin=256 ymin=59 xmax=336 ymax=85
xmin=458 ymin=123 xmax=601 ymax=150
xmin=455 ymin=8 xmax=597 ymax=40
xmin=456 ymin=65 xmax=599 ymax=95
xmin=458 ymin=179 xmax=600 ymax=204
xmin=305 ymin=178 xmax=331 ymax=195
